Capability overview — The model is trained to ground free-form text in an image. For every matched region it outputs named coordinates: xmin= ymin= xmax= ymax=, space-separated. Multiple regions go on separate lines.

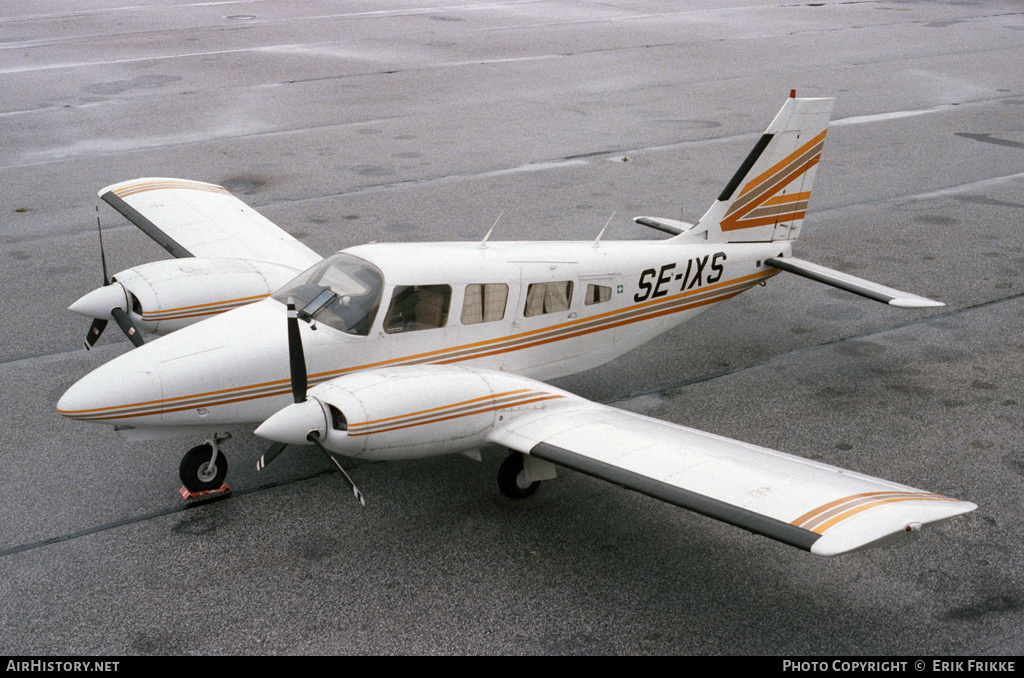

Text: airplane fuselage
xmin=57 ymin=238 xmax=789 ymax=439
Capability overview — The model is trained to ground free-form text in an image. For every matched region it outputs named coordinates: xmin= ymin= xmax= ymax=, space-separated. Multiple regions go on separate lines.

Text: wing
xmin=100 ymin=177 xmax=322 ymax=271
xmin=255 ymin=364 xmax=974 ymax=557
xmin=489 ymin=396 xmax=975 ymax=556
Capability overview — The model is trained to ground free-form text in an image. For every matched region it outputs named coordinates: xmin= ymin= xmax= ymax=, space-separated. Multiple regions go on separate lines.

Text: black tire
xmin=179 ymin=443 xmax=228 ymax=492
xmin=498 ymin=453 xmax=540 ymax=499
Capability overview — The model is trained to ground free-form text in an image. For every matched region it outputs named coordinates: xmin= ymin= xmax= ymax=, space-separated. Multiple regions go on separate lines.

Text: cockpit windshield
xmin=273 ymin=252 xmax=384 ymax=336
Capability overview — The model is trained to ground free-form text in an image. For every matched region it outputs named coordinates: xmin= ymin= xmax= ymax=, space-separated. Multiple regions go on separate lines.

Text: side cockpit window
xmin=384 ymin=285 xmax=452 ymax=333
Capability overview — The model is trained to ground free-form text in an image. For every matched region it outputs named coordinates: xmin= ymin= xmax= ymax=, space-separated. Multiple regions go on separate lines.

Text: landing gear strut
xmin=179 ymin=435 xmax=230 ymax=496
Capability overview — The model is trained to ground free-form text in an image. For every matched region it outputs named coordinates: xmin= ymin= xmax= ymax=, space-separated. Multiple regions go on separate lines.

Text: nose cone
xmin=254 ymin=399 xmax=328 ymax=445
xmin=59 ymin=299 xmax=300 ymax=430
xmin=69 ymin=283 xmax=128 ymax=320
xmin=57 ymin=357 xmax=162 ymax=426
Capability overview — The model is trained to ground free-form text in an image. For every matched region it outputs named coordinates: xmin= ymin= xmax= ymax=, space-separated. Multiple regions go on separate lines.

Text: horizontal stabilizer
xmin=765 ymin=256 xmax=944 ymax=308
xmin=634 ymin=216 xmax=694 ymax=237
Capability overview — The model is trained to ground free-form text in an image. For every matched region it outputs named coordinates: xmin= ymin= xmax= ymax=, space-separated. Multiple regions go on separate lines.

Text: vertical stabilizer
xmin=689 ymin=95 xmax=835 ymax=243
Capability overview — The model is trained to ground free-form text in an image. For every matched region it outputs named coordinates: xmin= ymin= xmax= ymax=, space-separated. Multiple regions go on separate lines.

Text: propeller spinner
xmin=71 ymin=283 xmax=146 ymax=350
xmin=74 ymin=208 xmax=145 ymax=350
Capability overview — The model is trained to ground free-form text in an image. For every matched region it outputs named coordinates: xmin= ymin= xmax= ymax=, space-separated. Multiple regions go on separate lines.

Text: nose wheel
xmin=179 ymin=439 xmax=230 ymax=495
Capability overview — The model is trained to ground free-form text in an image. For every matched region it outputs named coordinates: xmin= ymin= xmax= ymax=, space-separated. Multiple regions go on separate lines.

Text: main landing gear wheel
xmin=498 ymin=453 xmax=540 ymax=499
xmin=179 ymin=443 xmax=228 ymax=493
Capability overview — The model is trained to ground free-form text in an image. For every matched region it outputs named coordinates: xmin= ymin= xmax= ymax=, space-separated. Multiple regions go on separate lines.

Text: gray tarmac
xmin=2 ymin=0 xmax=1023 ymax=656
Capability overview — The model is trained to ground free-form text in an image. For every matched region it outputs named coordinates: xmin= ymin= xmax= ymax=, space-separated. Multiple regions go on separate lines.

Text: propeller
xmin=75 ymin=206 xmax=145 ymax=350
xmin=112 ymin=307 xmax=146 ymax=348
xmin=83 ymin=207 xmax=110 ymax=350
xmin=288 ymin=297 xmax=307 ymax=403
xmin=98 ymin=205 xmax=110 ymax=286
xmin=308 ymin=431 xmax=366 ymax=506
xmin=255 ymin=441 xmax=287 ymax=471
xmin=85 ymin=318 xmax=107 ymax=351
xmin=255 ymin=298 xmax=366 ymax=505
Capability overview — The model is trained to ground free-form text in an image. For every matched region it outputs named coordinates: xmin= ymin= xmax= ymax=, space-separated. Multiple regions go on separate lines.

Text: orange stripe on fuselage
xmin=58 ymin=269 xmax=777 ymax=421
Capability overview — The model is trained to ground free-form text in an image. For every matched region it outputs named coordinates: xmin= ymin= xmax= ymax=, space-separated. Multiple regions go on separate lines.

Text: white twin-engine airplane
xmin=58 ymin=94 xmax=976 ymax=556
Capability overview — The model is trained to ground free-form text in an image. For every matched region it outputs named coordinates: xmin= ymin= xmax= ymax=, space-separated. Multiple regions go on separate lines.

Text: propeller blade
xmin=111 ymin=307 xmax=145 ymax=347
xmin=84 ymin=318 xmax=108 ymax=351
xmin=79 ymin=205 xmax=116 ymax=351
xmin=96 ymin=205 xmax=110 ymax=286
xmin=287 ymin=299 xmax=307 ymax=403
xmin=308 ymin=432 xmax=366 ymax=506
xmin=256 ymin=442 xmax=287 ymax=471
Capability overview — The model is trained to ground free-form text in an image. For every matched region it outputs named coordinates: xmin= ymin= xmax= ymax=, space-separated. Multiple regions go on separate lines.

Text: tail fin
xmin=687 ymin=94 xmax=835 ymax=244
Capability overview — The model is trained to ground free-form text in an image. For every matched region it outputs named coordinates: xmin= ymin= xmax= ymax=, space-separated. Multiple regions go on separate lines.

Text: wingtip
xmin=888 ymin=298 xmax=945 ymax=309
xmin=809 ymin=497 xmax=977 ymax=557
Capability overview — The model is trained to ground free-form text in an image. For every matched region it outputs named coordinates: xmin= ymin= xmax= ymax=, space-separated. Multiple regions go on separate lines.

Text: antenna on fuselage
xmin=479 ymin=210 xmax=504 ymax=249
xmin=592 ymin=211 xmax=616 ymax=247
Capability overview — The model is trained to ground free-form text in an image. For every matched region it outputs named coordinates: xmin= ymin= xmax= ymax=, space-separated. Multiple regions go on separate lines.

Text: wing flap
xmin=489 ymin=403 xmax=975 ymax=555
xmin=100 ymin=178 xmax=322 ymax=270
xmin=530 ymin=440 xmax=821 ymax=551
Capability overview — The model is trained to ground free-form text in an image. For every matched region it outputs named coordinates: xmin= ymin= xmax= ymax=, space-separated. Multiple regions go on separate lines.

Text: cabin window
xmin=461 ymin=283 xmax=508 ymax=325
xmin=524 ymin=281 xmax=573 ymax=317
xmin=384 ymin=285 xmax=451 ymax=333
xmin=585 ymin=284 xmax=612 ymax=306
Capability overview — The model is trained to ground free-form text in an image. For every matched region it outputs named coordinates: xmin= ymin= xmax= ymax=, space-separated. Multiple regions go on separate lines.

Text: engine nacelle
xmin=111 ymin=258 xmax=300 ymax=335
xmin=304 ymin=366 xmax=569 ymax=461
